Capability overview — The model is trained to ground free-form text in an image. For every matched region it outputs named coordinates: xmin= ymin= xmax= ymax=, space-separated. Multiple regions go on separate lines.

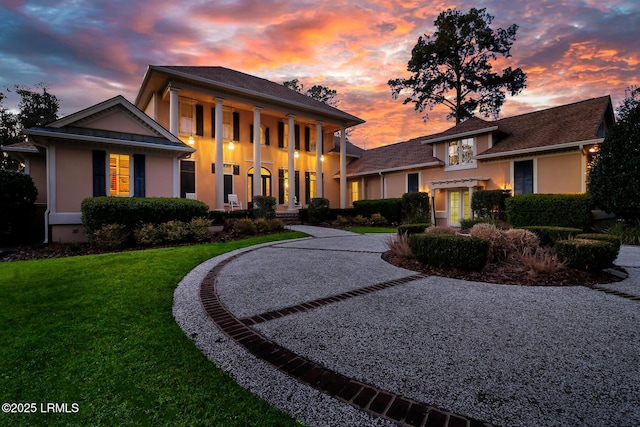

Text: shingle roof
xmin=479 ymin=96 xmax=612 ymax=156
xmin=27 ymin=126 xmax=188 ymax=148
xmin=346 ymin=136 xmax=442 ymax=176
xmin=328 ymin=136 xmax=365 ymax=158
xmin=1 ymin=140 xmax=39 ymax=153
xmin=141 ymin=66 xmax=364 ymax=126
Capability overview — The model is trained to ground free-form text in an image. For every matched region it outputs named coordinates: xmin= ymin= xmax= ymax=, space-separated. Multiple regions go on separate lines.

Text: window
xmin=109 ymin=154 xmax=130 ymax=196
xmin=250 ymin=125 xmax=267 ymax=145
xmin=223 ymin=110 xmax=232 ymax=140
xmin=223 ymin=163 xmax=239 ymax=203
xmin=448 ymin=138 xmax=475 ymax=168
xmin=247 ymin=167 xmax=272 ymax=202
xmin=514 ymin=160 xmax=534 ymax=195
xmin=305 ymin=171 xmax=316 ymax=204
xmin=278 ymin=169 xmax=299 ymax=204
xmin=180 ymin=160 xmax=196 ymax=198
xmin=351 ymin=181 xmax=359 ymax=204
xmin=179 ymin=102 xmax=194 ymax=135
xmin=407 ymin=173 xmax=419 ymax=193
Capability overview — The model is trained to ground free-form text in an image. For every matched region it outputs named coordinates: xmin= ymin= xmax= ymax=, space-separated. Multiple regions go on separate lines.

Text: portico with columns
xmin=138 ymin=65 xmax=364 ymax=213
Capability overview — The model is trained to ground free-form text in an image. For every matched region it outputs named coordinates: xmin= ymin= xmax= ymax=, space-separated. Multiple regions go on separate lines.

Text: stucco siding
xmin=537 ymin=152 xmax=583 ymax=193
xmin=83 ymin=110 xmax=156 ymax=136
xmin=55 ymin=145 xmax=93 ymax=212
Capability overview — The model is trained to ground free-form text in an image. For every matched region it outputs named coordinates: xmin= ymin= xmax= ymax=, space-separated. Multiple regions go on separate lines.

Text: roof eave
xmin=422 ymin=126 xmax=500 ymax=144
xmin=346 ymin=161 xmax=443 ymax=178
xmin=148 ymin=66 xmax=365 ymax=127
xmin=24 ymin=129 xmax=196 ymax=154
xmin=475 ymin=138 xmax=603 ymax=160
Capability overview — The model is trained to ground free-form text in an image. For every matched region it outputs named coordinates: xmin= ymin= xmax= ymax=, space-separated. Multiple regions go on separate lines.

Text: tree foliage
xmin=588 ymin=86 xmax=640 ymax=221
xmin=283 ymin=78 xmax=338 ymax=106
xmin=1 ymin=84 xmax=60 ymax=170
xmin=389 ymin=7 xmax=527 ymax=124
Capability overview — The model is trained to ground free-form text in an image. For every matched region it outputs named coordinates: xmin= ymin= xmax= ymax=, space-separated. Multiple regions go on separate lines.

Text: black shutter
xmin=233 ymin=112 xmax=240 ymax=141
xmin=278 ymin=169 xmax=285 ymax=204
xmin=278 ymin=122 xmax=284 ymax=148
xmin=233 ymin=165 xmax=240 ymax=175
xmin=295 ymin=170 xmax=300 ymax=205
xmin=180 ymin=160 xmax=196 ymax=198
xmin=250 ymin=124 xmax=254 ymax=143
xmin=195 ymin=105 xmax=204 ymax=136
xmin=133 ymin=154 xmax=145 ymax=197
xmin=305 ymin=171 xmax=310 ymax=204
xmin=92 ymin=150 xmax=106 ymax=196
xmin=295 ymin=124 xmax=300 ymax=150
xmin=265 ymin=127 xmax=270 ymax=145
xmin=223 ymin=175 xmax=233 ymax=203
xmin=305 ymin=127 xmax=310 ymax=151
xmin=211 ymin=107 xmax=215 ymax=137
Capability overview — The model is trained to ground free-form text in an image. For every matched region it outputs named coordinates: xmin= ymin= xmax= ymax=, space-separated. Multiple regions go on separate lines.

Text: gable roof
xmin=23 ymin=95 xmax=194 ymax=154
xmin=476 ymin=96 xmax=613 ymax=158
xmin=135 ymin=65 xmax=365 ymax=128
xmin=345 ymin=136 xmax=442 ymax=177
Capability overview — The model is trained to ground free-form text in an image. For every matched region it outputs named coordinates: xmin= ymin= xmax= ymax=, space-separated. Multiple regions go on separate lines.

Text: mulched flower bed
xmin=381 ymin=251 xmax=625 ymax=287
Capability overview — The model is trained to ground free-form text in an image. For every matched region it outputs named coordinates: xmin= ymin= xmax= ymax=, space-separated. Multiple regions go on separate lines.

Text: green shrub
xmin=370 ymin=213 xmax=388 ymax=226
xmin=328 ymin=208 xmax=356 ymax=221
xmin=187 ymin=217 xmax=213 ymax=242
xmin=471 ymin=189 xmax=511 ymax=220
xmin=576 ymin=233 xmax=621 ymax=249
xmin=82 ymin=197 xmax=209 ymax=236
xmin=254 ymin=217 xmax=270 ymax=233
xmin=408 ymin=233 xmax=489 ymax=271
xmin=352 ymin=215 xmax=368 ymax=225
xmin=397 ymin=223 xmax=430 ymax=235
xmin=505 ymin=193 xmax=594 ymax=228
xmin=308 ymin=198 xmax=330 ymax=225
xmin=425 ymin=225 xmax=458 ymax=235
xmin=92 ymin=224 xmax=130 ymax=249
xmin=597 ymin=219 xmax=640 ymax=246
xmin=0 ymin=170 xmax=39 ymax=244
xmin=235 ymin=218 xmax=256 ymax=235
xmin=401 ymin=192 xmax=430 ymax=223
xmin=267 ymin=218 xmax=285 ymax=232
xmin=333 ymin=215 xmax=350 ymax=226
xmin=134 ymin=223 xmax=163 ymax=246
xmin=555 ymin=238 xmax=619 ymax=271
xmin=522 ymin=226 xmax=582 ymax=246
xmin=159 ymin=220 xmax=189 ymax=242
xmin=354 ymin=198 xmax=403 ymax=224
xmin=253 ymin=195 xmax=276 ymax=219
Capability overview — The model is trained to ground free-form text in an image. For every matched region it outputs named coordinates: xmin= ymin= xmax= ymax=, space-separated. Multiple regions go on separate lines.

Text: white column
xmin=253 ymin=107 xmax=262 ymax=199
xmin=215 ymin=98 xmax=225 ymax=211
xmin=169 ymin=86 xmax=179 ymax=135
xmin=287 ymin=114 xmax=296 ymax=211
xmin=340 ymin=127 xmax=347 ymax=208
xmin=315 ymin=121 xmax=323 ymax=198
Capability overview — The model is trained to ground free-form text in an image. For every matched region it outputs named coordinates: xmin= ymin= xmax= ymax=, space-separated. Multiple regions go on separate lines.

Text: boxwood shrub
xmin=308 ymin=198 xmax=330 ymax=224
xmin=397 ymin=224 xmax=430 ymax=236
xmin=82 ymin=197 xmax=210 ymax=236
xmin=408 ymin=233 xmax=490 ymax=271
xmin=354 ymin=198 xmax=403 ymax=224
xmin=555 ymin=239 xmax=619 ymax=271
xmin=471 ymin=189 xmax=511 ymax=220
xmin=401 ymin=192 xmax=430 ymax=223
xmin=575 ymin=233 xmax=621 ymax=250
xmin=522 ymin=226 xmax=582 ymax=246
xmin=505 ymin=193 xmax=594 ymax=228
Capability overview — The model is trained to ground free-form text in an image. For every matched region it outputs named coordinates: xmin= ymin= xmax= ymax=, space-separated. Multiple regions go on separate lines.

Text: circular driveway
xmin=174 ymin=227 xmax=640 ymax=426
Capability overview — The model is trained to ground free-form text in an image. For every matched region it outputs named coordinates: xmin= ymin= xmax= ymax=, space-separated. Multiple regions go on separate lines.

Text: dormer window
xmin=447 ymin=137 xmax=475 ymax=169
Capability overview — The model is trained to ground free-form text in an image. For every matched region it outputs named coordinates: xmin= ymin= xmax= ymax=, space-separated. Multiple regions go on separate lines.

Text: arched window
xmin=247 ymin=167 xmax=272 ymax=202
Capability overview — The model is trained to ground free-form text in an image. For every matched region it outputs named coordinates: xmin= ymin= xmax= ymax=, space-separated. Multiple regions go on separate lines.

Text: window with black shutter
xmin=278 ymin=122 xmax=284 ymax=148
xmin=180 ymin=160 xmax=196 ymax=198
xmin=278 ymin=169 xmax=285 ymax=204
xmin=233 ymin=112 xmax=240 ymax=141
xmin=195 ymin=105 xmax=204 ymax=136
xmin=304 ymin=127 xmax=310 ymax=151
xmin=514 ymin=160 xmax=534 ymax=195
xmin=133 ymin=154 xmax=145 ymax=197
xmin=295 ymin=124 xmax=300 ymax=150
xmin=92 ymin=150 xmax=106 ymax=196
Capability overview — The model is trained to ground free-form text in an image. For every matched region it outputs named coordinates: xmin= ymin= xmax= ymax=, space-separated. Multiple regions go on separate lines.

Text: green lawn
xmin=0 ymin=232 xmax=305 ymax=427
xmin=345 ymin=226 xmax=397 ymax=234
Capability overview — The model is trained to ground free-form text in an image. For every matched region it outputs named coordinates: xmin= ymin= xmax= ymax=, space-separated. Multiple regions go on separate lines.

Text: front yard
xmin=0 ymin=233 xmax=304 ymax=426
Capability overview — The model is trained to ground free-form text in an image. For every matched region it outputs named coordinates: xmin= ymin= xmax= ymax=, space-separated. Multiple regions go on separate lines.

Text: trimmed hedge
xmin=408 ymin=233 xmax=489 ymax=271
xmin=81 ymin=197 xmax=210 ymax=236
xmin=401 ymin=192 xmax=431 ymax=223
xmin=576 ymin=233 xmax=621 ymax=250
xmin=471 ymin=189 xmax=511 ymax=220
xmin=354 ymin=198 xmax=403 ymax=224
xmin=308 ymin=198 xmax=330 ymax=224
xmin=397 ymin=224 xmax=430 ymax=236
xmin=505 ymin=193 xmax=594 ymax=228
xmin=555 ymin=239 xmax=619 ymax=271
xmin=522 ymin=226 xmax=582 ymax=246
xmin=253 ymin=195 xmax=276 ymax=219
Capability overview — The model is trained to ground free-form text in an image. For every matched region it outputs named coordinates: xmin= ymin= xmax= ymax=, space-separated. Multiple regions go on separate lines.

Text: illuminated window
xmin=351 ymin=181 xmax=359 ymax=203
xmin=448 ymin=138 xmax=475 ymax=168
xmin=109 ymin=154 xmax=130 ymax=196
xmin=449 ymin=190 xmax=470 ymax=225
xmin=306 ymin=171 xmax=316 ymax=204
xmin=247 ymin=167 xmax=272 ymax=202
xmin=179 ymin=102 xmax=193 ymax=135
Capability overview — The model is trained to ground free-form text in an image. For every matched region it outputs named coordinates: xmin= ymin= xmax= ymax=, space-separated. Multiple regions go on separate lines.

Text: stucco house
xmin=3 ymin=64 xmax=615 ymax=242
xmin=345 ymin=96 xmax=615 ymax=226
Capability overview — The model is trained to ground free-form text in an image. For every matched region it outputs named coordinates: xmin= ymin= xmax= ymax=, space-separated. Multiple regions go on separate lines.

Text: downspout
xmin=43 ymin=145 xmax=50 ymax=244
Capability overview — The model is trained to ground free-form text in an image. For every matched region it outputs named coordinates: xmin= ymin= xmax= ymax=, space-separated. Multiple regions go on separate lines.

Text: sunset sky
xmin=1 ymin=0 xmax=638 ymax=149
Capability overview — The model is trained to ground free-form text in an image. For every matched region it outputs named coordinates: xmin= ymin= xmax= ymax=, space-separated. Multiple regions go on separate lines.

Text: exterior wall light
xmin=188 ymin=135 xmax=195 ymax=145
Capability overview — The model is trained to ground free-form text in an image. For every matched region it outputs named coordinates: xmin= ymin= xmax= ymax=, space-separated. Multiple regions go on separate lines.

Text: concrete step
xmin=276 ymin=211 xmax=302 ymax=225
